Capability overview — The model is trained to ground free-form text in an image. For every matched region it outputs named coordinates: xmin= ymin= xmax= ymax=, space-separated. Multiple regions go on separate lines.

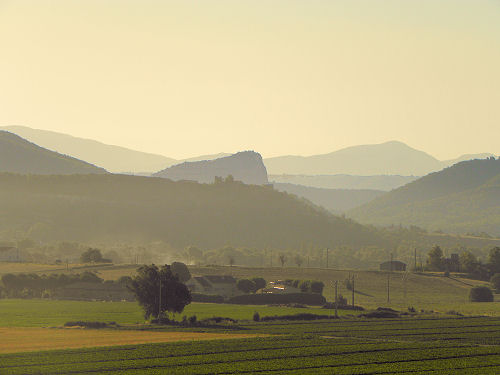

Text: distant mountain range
xmin=0 ymin=131 xmax=107 ymax=175
xmin=0 ymin=126 xmax=227 ymax=173
xmin=3 ymin=126 xmax=495 ymax=177
xmin=273 ymin=183 xmax=384 ymax=213
xmin=153 ymin=151 xmax=269 ymax=185
xmin=270 ymin=174 xmax=418 ymax=191
xmin=349 ymin=157 xmax=500 ymax=235
xmin=264 ymin=141 xmax=494 ymax=176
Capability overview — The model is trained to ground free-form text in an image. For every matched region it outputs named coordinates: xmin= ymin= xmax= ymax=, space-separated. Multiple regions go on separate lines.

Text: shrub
xmin=228 ymin=292 xmax=326 ymax=306
xmin=491 ymin=273 xmax=500 ymax=292
xmin=260 ymin=313 xmax=333 ymax=322
xmin=253 ymin=311 xmax=260 ymax=322
xmin=189 ymin=315 xmax=197 ymax=325
xmin=311 ymin=281 xmax=324 ymax=294
xmin=64 ymin=321 xmax=115 ymax=328
xmin=469 ymin=286 xmax=494 ymax=302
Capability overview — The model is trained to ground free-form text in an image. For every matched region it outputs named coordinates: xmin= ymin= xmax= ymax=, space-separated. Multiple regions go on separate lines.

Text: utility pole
xmin=158 ymin=276 xmax=162 ymax=319
xmin=351 ymin=275 xmax=355 ymax=308
xmin=326 ymin=248 xmax=329 ymax=269
xmin=387 ymin=273 xmax=390 ymax=303
xmin=334 ymin=280 xmax=338 ymax=318
xmin=307 ymin=255 xmax=310 ymax=268
xmin=270 ymin=251 xmax=273 ymax=267
xmin=414 ymin=248 xmax=417 ymax=272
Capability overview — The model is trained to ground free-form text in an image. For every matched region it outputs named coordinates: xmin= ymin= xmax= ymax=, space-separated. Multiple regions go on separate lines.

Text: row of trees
xmin=427 ymin=246 xmax=500 ymax=280
xmin=0 ymin=271 xmax=131 ymax=298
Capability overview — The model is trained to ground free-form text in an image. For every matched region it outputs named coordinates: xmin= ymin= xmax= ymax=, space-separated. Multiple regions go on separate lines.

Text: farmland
xmin=2 ymin=317 xmax=500 ymax=374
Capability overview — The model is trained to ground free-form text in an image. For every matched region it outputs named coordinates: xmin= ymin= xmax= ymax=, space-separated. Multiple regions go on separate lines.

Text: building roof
xmin=204 ymin=275 xmax=236 ymax=284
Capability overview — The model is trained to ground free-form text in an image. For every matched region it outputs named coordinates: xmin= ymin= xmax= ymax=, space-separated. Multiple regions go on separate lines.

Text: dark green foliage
xmin=491 ymin=274 xmax=500 ymax=292
xmin=427 ymin=245 xmax=444 ymax=271
xmin=251 ymin=277 xmax=266 ymax=291
xmin=170 ymin=262 xmax=191 ymax=282
xmin=0 ymin=173 xmax=384 ymax=249
xmin=80 ymin=248 xmax=106 ymax=263
xmin=488 ymin=247 xmax=500 ymax=274
xmin=310 ymin=281 xmax=324 ymax=294
xmin=228 ymin=292 xmax=326 ymax=305
xmin=127 ymin=264 xmax=191 ymax=319
xmin=469 ymin=286 xmax=494 ymax=302
xmin=253 ymin=311 xmax=260 ymax=322
xmin=236 ymin=279 xmax=256 ymax=294
xmin=350 ymin=158 xmax=500 ymax=234
xmin=63 ymin=321 xmax=116 ymax=328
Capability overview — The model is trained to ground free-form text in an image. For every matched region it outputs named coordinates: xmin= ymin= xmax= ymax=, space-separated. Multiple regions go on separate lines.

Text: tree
xmin=488 ymin=247 xmax=500 ymax=275
xmin=469 ymin=286 xmax=493 ymax=302
xmin=228 ymin=255 xmax=235 ymax=267
xmin=237 ymin=279 xmax=256 ymax=294
xmin=171 ymin=262 xmax=191 ymax=282
xmin=279 ymin=254 xmax=287 ymax=268
xmin=186 ymin=246 xmax=202 ymax=264
xmin=251 ymin=277 xmax=266 ymax=291
xmin=294 ymin=255 xmax=304 ymax=268
xmin=427 ymin=245 xmax=443 ymax=271
xmin=80 ymin=248 xmax=109 ymax=263
xmin=310 ymin=281 xmax=325 ymax=294
xmin=491 ymin=273 xmax=500 ymax=292
xmin=127 ymin=264 xmax=191 ymax=319
xmin=460 ymin=251 xmax=478 ymax=274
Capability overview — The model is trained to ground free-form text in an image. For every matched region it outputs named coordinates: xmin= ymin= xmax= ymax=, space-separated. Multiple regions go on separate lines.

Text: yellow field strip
xmin=0 ymin=327 xmax=265 ymax=354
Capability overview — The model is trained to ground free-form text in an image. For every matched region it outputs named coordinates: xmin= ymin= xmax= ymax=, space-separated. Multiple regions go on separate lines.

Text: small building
xmin=380 ymin=260 xmax=406 ymax=271
xmin=185 ymin=275 xmax=238 ymax=297
xmin=0 ymin=247 xmax=20 ymax=262
xmin=443 ymin=253 xmax=460 ymax=272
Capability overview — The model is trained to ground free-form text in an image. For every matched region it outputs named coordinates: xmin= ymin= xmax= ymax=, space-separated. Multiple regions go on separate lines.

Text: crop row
xmin=103 ymin=347 xmax=500 ymax=375
xmin=2 ymin=339 xmax=496 ymax=375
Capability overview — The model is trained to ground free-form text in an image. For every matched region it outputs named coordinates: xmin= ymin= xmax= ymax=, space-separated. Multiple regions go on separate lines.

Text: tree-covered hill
xmin=0 ymin=173 xmax=386 ymax=250
xmin=0 ymin=131 xmax=107 ymax=175
xmin=350 ymin=158 xmax=500 ymax=235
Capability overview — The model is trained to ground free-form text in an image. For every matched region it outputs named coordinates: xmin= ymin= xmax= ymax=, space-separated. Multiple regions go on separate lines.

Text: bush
xmin=191 ymin=293 xmax=225 ymax=303
xmin=491 ymin=273 xmax=500 ymax=292
xmin=469 ymin=286 xmax=494 ymax=302
xmin=253 ymin=311 xmax=260 ymax=322
xmin=228 ymin=293 xmax=326 ymax=306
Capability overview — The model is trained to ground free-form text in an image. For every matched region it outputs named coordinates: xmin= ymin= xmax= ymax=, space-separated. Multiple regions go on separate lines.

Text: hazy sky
xmin=0 ymin=0 xmax=499 ymax=159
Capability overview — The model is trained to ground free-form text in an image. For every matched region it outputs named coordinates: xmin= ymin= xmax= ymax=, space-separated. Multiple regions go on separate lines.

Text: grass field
xmin=3 ymin=261 xmax=499 ymax=315
xmin=0 ymin=327 xmax=262 ymax=354
xmin=0 ymin=299 xmax=350 ymax=327
xmin=2 ymin=317 xmax=500 ymax=374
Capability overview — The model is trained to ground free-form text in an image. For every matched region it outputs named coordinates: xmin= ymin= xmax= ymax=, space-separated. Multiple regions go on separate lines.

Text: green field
xmin=2 ymin=316 xmax=500 ymax=374
xmin=0 ymin=299 xmax=349 ymax=327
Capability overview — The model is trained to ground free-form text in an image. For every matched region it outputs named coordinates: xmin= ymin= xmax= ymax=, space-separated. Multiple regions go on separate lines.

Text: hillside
xmin=0 ymin=131 xmax=107 ymax=175
xmin=0 ymin=173 xmax=384 ymax=249
xmin=264 ymin=141 xmax=495 ymax=176
xmin=273 ymin=183 xmax=384 ymax=213
xmin=350 ymin=158 xmax=500 ymax=235
xmin=1 ymin=125 xmax=176 ymax=173
xmin=270 ymin=174 xmax=418 ymax=191
xmin=153 ymin=151 xmax=269 ymax=185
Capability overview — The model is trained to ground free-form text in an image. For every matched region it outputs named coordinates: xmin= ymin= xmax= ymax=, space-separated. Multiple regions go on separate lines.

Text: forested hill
xmin=0 ymin=131 xmax=107 ymax=175
xmin=350 ymin=158 xmax=500 ymax=234
xmin=0 ymin=173 xmax=385 ymax=249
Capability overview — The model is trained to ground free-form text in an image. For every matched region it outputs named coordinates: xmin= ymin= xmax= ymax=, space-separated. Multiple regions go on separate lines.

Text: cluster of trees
xmin=0 ymin=271 xmax=130 ymax=298
xmin=80 ymin=248 xmax=111 ymax=263
xmin=236 ymin=277 xmax=266 ymax=293
xmin=282 ymin=279 xmax=325 ymax=294
xmin=427 ymin=246 xmax=500 ymax=281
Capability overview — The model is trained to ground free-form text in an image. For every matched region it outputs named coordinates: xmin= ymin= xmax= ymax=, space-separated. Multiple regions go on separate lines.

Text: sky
xmin=0 ymin=0 xmax=499 ymax=160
